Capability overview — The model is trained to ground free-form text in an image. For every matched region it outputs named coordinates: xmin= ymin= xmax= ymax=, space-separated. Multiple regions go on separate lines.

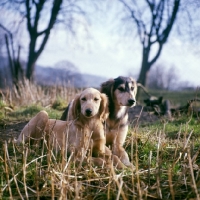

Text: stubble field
xmin=0 ymin=83 xmax=199 ymax=199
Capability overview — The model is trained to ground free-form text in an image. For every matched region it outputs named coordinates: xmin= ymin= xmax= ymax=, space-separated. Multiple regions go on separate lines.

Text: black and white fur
xmin=100 ymin=76 xmax=137 ymax=167
xmin=60 ymin=76 xmax=137 ymax=167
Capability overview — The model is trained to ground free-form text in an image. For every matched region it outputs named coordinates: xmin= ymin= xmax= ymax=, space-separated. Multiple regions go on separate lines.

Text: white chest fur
xmin=116 ymin=106 xmax=127 ymax=119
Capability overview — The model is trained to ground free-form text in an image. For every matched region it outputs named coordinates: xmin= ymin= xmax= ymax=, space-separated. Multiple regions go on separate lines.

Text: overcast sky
xmin=35 ymin=0 xmax=200 ymax=86
xmin=6 ymin=0 xmax=199 ymax=88
xmin=36 ymin=17 xmax=200 ymax=87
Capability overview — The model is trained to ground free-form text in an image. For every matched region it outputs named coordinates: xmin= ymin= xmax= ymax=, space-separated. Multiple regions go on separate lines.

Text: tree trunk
xmin=137 ymin=47 xmax=151 ymax=99
xmin=26 ymin=38 xmax=37 ymax=81
xmin=26 ymin=56 xmax=36 ymax=82
xmin=137 ymin=47 xmax=151 ymax=86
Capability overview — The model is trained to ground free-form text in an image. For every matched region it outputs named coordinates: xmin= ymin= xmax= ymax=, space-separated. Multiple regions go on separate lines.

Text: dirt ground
xmin=128 ymin=105 xmax=160 ymax=125
xmin=0 ymin=106 xmax=160 ymax=144
xmin=0 ymin=121 xmax=28 ymax=144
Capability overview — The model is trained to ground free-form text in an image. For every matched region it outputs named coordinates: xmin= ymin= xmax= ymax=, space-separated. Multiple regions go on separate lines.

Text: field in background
xmin=0 ymin=83 xmax=200 ymax=199
xmin=139 ymin=88 xmax=200 ymax=107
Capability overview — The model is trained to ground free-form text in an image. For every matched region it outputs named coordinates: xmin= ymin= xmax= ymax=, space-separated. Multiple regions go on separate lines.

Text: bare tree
xmin=25 ymin=0 xmax=63 ymax=81
xmin=0 ymin=0 xmax=86 ymax=82
xmin=0 ymin=24 xmax=24 ymax=89
xmin=118 ymin=0 xmax=181 ymax=87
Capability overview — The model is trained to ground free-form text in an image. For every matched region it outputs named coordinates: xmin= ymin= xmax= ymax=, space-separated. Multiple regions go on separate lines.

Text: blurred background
xmin=0 ymin=0 xmax=199 ymax=90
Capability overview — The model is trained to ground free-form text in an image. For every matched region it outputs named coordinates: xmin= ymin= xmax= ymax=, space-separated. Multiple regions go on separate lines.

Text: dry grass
xmin=1 ymin=124 xmax=200 ymax=199
xmin=0 ymin=83 xmax=200 ymax=199
xmin=0 ymin=80 xmax=79 ymax=108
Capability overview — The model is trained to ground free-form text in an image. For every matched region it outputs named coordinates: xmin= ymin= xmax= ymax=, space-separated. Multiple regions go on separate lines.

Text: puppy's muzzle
xmin=128 ymin=99 xmax=135 ymax=106
xmin=85 ymin=108 xmax=93 ymax=117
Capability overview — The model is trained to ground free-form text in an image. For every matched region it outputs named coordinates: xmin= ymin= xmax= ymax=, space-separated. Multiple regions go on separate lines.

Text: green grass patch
xmin=51 ymin=96 xmax=68 ymax=111
xmin=1 ymin=104 xmax=63 ymax=122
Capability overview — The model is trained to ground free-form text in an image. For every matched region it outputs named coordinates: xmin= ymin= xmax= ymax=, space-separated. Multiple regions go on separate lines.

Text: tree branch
xmin=149 ymin=42 xmax=163 ymax=66
xmin=149 ymin=0 xmax=180 ymax=66
xmin=33 ymin=0 xmax=45 ymax=36
xmin=0 ymin=23 xmax=13 ymax=38
xmin=146 ymin=0 xmax=154 ymax=12
xmin=155 ymin=0 xmax=164 ymax=36
xmin=35 ymin=0 xmax=63 ymax=58
xmin=119 ymin=0 xmax=146 ymax=44
xmin=25 ymin=0 xmax=32 ymax=35
xmin=159 ymin=0 xmax=180 ymax=43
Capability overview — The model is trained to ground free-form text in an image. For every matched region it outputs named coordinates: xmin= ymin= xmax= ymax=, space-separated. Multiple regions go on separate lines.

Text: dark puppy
xmin=100 ymin=76 xmax=137 ymax=167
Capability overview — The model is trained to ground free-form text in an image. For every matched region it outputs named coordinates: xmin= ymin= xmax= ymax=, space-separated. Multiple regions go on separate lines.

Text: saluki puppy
xmin=17 ymin=88 xmax=124 ymax=168
xmin=100 ymin=76 xmax=137 ymax=167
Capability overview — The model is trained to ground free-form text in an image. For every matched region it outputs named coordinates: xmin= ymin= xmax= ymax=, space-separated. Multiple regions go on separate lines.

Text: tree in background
xmin=25 ymin=0 xmax=63 ymax=81
xmin=0 ymin=0 xmax=86 ymax=82
xmin=0 ymin=24 xmax=24 ymax=89
xmin=118 ymin=0 xmax=180 ymax=87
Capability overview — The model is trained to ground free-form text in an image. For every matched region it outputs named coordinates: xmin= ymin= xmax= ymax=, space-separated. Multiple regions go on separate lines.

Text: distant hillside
xmin=35 ymin=66 xmax=107 ymax=88
xmin=81 ymin=73 xmax=107 ymax=88
xmin=0 ymin=56 xmax=107 ymax=88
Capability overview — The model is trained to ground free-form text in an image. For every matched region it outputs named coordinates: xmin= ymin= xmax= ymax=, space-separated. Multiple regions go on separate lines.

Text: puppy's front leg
xmin=91 ymin=124 xmax=107 ymax=157
xmin=92 ymin=137 xmax=106 ymax=157
xmin=104 ymin=146 xmax=126 ymax=169
xmin=112 ymin=145 xmax=131 ymax=167
xmin=112 ymin=126 xmax=133 ymax=167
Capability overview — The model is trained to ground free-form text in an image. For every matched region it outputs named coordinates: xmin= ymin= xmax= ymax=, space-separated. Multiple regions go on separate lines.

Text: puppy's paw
xmin=125 ymin=162 xmax=136 ymax=171
xmin=112 ymin=155 xmax=126 ymax=169
xmin=91 ymin=157 xmax=106 ymax=168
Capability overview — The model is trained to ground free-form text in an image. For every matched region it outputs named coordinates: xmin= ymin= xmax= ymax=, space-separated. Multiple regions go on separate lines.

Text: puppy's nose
xmin=128 ymin=99 xmax=135 ymax=105
xmin=85 ymin=108 xmax=92 ymax=116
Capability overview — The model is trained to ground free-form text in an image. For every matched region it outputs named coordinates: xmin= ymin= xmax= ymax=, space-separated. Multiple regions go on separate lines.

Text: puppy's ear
xmin=100 ymin=79 xmax=114 ymax=101
xmin=71 ymin=94 xmax=81 ymax=119
xmin=99 ymin=93 xmax=109 ymax=122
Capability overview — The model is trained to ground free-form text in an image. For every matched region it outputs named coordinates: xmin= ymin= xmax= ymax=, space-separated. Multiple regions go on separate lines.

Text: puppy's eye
xmin=131 ymin=87 xmax=134 ymax=91
xmin=118 ymin=87 xmax=124 ymax=92
xmin=94 ymin=98 xmax=99 ymax=101
xmin=81 ymin=97 xmax=86 ymax=101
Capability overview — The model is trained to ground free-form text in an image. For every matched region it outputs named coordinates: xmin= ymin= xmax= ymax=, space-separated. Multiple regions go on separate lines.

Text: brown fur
xmin=17 ymin=88 xmax=125 ymax=169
